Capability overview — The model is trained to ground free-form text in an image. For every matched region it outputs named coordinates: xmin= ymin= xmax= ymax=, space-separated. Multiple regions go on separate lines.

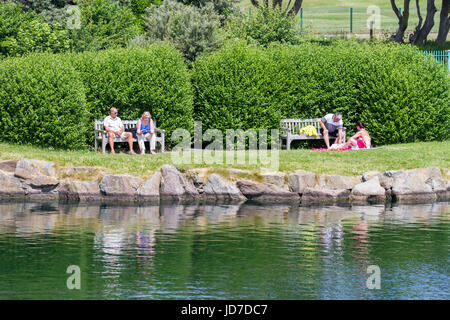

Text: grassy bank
xmin=0 ymin=141 xmax=448 ymax=180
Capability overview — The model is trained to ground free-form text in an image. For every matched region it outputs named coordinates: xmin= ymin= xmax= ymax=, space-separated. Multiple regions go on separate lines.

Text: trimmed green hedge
xmin=70 ymin=44 xmax=194 ymax=145
xmin=0 ymin=53 xmax=89 ymax=149
xmin=193 ymin=40 xmax=450 ymax=145
xmin=0 ymin=41 xmax=447 ymax=150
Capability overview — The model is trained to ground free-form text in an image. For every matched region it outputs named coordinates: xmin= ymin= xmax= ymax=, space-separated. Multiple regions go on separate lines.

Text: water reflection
xmin=0 ymin=200 xmax=448 ymax=299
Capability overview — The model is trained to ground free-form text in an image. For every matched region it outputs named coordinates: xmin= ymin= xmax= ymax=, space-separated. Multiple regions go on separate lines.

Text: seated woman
xmin=137 ymin=111 xmax=156 ymax=154
xmin=343 ymin=121 xmax=371 ymax=149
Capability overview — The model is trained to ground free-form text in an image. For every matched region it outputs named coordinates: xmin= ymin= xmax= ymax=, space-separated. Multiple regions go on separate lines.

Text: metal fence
xmin=246 ymin=7 xmax=442 ymax=35
xmin=423 ymin=50 xmax=450 ymax=72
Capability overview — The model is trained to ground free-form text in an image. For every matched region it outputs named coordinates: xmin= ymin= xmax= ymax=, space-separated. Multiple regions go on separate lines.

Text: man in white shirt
xmin=103 ymin=107 xmax=136 ymax=154
xmin=319 ymin=112 xmax=344 ymax=149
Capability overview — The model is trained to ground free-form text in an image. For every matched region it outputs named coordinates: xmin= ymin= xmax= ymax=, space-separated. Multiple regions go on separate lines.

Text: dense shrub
xmin=225 ymin=6 xmax=300 ymax=47
xmin=142 ymin=0 xmax=220 ymax=62
xmin=70 ymin=44 xmax=194 ymax=145
xmin=0 ymin=2 xmax=71 ymax=57
xmin=0 ymin=53 xmax=89 ymax=149
xmin=193 ymin=40 xmax=450 ymax=145
xmin=192 ymin=40 xmax=283 ymax=134
xmin=69 ymin=0 xmax=142 ymax=52
xmin=179 ymin=0 xmax=239 ymax=23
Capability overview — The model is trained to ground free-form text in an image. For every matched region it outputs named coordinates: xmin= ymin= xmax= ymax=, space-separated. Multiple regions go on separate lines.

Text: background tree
xmin=0 ymin=2 xmax=71 ymax=56
xmin=410 ymin=0 xmax=437 ymax=44
xmin=391 ymin=0 xmax=410 ymax=42
xmin=69 ymin=0 xmax=142 ymax=52
xmin=139 ymin=0 xmax=220 ymax=62
xmin=250 ymin=0 xmax=303 ymax=17
xmin=436 ymin=0 xmax=449 ymax=43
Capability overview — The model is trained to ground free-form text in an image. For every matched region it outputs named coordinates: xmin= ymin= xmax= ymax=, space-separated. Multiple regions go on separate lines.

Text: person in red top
xmin=343 ymin=121 xmax=371 ymax=149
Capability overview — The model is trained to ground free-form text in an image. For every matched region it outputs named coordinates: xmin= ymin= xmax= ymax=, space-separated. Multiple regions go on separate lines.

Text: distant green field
xmin=238 ymin=0 xmax=442 ymax=35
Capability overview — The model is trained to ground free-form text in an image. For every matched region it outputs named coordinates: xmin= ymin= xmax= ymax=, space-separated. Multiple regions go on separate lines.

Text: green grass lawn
xmin=0 ymin=141 xmax=448 ymax=180
xmin=238 ymin=0 xmax=443 ymax=35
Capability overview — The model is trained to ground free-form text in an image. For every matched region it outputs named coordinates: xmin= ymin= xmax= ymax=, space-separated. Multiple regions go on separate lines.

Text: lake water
xmin=0 ymin=200 xmax=448 ymax=300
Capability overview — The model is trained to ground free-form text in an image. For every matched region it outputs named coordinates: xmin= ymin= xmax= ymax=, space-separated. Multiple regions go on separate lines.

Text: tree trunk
xmin=410 ymin=0 xmax=423 ymax=43
xmin=436 ymin=0 xmax=450 ymax=43
xmin=286 ymin=0 xmax=303 ymax=17
xmin=391 ymin=0 xmax=411 ymax=42
xmin=413 ymin=0 xmax=437 ymax=44
xmin=250 ymin=0 xmax=259 ymax=8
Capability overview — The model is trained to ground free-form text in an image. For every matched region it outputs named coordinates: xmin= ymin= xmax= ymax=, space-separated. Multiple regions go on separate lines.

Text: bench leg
xmin=286 ymin=138 xmax=291 ymax=150
xmin=160 ymin=133 xmax=165 ymax=153
xmin=95 ymin=138 xmax=98 ymax=152
xmin=102 ymin=139 xmax=107 ymax=154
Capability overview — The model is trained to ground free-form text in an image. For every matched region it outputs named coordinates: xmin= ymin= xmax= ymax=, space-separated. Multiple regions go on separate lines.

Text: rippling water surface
xmin=0 ymin=200 xmax=448 ymax=300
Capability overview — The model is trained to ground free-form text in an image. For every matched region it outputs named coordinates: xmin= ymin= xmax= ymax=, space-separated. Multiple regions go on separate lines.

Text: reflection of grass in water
xmin=0 ymin=141 xmax=448 ymax=178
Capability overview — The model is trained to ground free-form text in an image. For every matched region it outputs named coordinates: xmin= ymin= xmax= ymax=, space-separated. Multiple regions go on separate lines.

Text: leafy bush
xmin=192 ymin=40 xmax=283 ymax=134
xmin=70 ymin=44 xmax=194 ymax=146
xmin=193 ymin=40 xmax=450 ymax=145
xmin=0 ymin=2 xmax=71 ymax=57
xmin=225 ymin=6 xmax=300 ymax=46
xmin=70 ymin=0 xmax=142 ymax=52
xmin=0 ymin=53 xmax=89 ymax=149
xmin=142 ymin=0 xmax=220 ymax=62
xmin=178 ymin=0 xmax=239 ymax=23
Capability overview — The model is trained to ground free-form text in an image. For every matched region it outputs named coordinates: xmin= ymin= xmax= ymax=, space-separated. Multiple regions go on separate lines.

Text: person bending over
xmin=319 ymin=112 xmax=344 ymax=149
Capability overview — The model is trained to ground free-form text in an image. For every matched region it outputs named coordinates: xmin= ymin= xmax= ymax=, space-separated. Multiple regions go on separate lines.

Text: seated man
xmin=103 ymin=107 xmax=136 ymax=154
xmin=319 ymin=112 xmax=344 ymax=149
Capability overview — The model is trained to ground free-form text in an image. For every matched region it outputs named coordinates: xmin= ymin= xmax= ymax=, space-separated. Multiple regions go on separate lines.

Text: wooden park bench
xmin=94 ymin=120 xmax=165 ymax=153
xmin=280 ymin=118 xmax=346 ymax=150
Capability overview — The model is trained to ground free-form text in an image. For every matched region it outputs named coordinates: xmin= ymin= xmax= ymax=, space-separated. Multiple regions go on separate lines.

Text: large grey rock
xmin=391 ymin=170 xmax=436 ymax=201
xmin=160 ymin=165 xmax=199 ymax=200
xmin=261 ymin=171 xmax=287 ymax=189
xmin=382 ymin=170 xmax=404 ymax=189
xmin=362 ymin=171 xmax=382 ymax=182
xmin=0 ymin=170 xmax=26 ymax=196
xmin=59 ymin=180 xmax=101 ymax=200
xmin=64 ymin=166 xmax=102 ymax=176
xmin=186 ymin=168 xmax=209 ymax=185
xmin=317 ymin=174 xmax=361 ymax=190
xmin=99 ymin=174 xmax=142 ymax=198
xmin=288 ymin=170 xmax=316 ymax=194
xmin=0 ymin=160 xmax=17 ymax=173
xmin=301 ymin=187 xmax=350 ymax=203
xmin=236 ymin=179 xmax=299 ymax=202
xmin=29 ymin=176 xmax=59 ymax=188
xmin=15 ymin=159 xmax=56 ymax=179
xmin=203 ymin=174 xmax=246 ymax=201
xmin=351 ymin=177 xmax=386 ymax=202
xmin=137 ymin=172 xmax=161 ymax=200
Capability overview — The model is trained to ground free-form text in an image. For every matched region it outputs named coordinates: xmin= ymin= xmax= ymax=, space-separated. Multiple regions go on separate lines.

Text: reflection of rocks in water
xmin=236 ymin=203 xmax=294 ymax=225
xmin=298 ymin=205 xmax=360 ymax=225
xmin=384 ymin=202 xmax=449 ymax=224
xmin=350 ymin=205 xmax=385 ymax=223
xmin=195 ymin=203 xmax=241 ymax=226
xmin=159 ymin=203 xmax=199 ymax=232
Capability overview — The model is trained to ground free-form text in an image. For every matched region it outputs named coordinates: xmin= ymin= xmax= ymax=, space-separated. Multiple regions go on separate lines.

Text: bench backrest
xmin=95 ymin=119 xmax=157 ymax=129
xmin=280 ymin=118 xmax=321 ymax=133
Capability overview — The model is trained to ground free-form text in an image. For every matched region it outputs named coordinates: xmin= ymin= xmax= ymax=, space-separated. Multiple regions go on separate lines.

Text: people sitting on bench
xmin=343 ymin=121 xmax=371 ymax=149
xmin=319 ymin=112 xmax=344 ymax=149
xmin=137 ymin=111 xmax=156 ymax=155
xmin=103 ymin=107 xmax=136 ymax=155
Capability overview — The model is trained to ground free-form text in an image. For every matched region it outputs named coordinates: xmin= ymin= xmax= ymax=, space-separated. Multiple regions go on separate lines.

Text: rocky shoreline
xmin=0 ymin=159 xmax=449 ymax=205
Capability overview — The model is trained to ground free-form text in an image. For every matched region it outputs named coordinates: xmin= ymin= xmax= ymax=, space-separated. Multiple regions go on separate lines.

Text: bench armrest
xmin=155 ymin=128 xmax=165 ymax=133
xmin=280 ymin=127 xmax=291 ymax=134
